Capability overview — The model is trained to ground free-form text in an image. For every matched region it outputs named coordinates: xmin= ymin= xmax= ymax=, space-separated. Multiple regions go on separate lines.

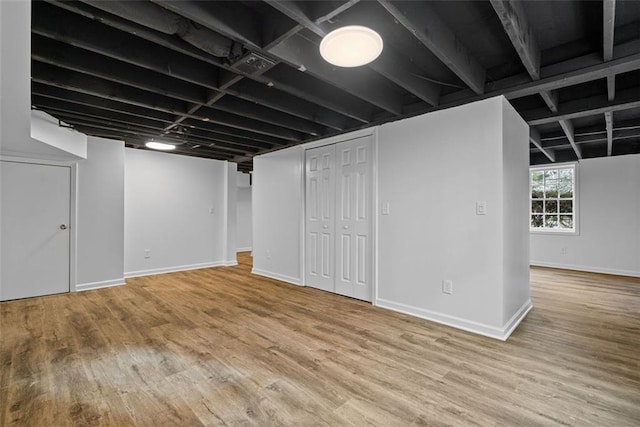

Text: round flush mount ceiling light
xmin=319 ymin=25 xmax=383 ymax=67
xmin=145 ymin=141 xmax=176 ymax=151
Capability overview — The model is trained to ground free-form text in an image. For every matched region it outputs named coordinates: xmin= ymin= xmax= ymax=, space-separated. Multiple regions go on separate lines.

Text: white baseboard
xmin=237 ymin=247 xmax=252 ymax=252
xmin=125 ymin=261 xmax=226 ymax=278
xmin=251 ymin=268 xmax=303 ymax=287
xmin=530 ymin=261 xmax=639 ymax=278
xmin=76 ymin=278 xmax=126 ymax=292
xmin=374 ymin=298 xmax=533 ymax=341
xmin=224 ymin=260 xmax=238 ymax=267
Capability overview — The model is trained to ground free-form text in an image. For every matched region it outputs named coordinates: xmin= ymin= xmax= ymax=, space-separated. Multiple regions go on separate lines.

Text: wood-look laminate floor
xmin=1 ymin=254 xmax=639 ymax=426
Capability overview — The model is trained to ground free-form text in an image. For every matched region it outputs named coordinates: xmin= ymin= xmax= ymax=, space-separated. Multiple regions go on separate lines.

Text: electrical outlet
xmin=266 ymin=250 xmax=271 ymax=260
xmin=144 ymin=249 xmax=151 ymax=259
xmin=560 ymin=247 xmax=568 ymax=255
xmin=442 ymin=280 xmax=453 ymax=294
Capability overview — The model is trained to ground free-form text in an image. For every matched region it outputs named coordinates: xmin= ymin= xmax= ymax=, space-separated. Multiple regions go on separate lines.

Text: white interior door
xmin=334 ymin=136 xmax=373 ymax=301
xmin=1 ymin=161 xmax=71 ymax=301
xmin=305 ymin=144 xmax=336 ymax=292
xmin=305 ymin=136 xmax=373 ymax=302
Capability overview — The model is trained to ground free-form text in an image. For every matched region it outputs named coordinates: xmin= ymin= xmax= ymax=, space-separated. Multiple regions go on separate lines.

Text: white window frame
xmin=529 ymin=162 xmax=579 ymax=235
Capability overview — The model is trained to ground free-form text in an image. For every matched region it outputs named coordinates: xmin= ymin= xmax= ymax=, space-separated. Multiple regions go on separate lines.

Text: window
xmin=530 ymin=164 xmax=576 ymax=232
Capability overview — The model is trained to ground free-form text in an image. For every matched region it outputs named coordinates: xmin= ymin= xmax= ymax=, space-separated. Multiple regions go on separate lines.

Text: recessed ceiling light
xmin=145 ymin=141 xmax=176 ymax=151
xmin=319 ymin=25 xmax=383 ymax=67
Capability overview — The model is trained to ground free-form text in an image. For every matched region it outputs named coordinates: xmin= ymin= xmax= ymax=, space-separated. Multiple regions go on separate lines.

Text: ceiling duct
xmin=80 ymin=0 xmax=242 ymax=60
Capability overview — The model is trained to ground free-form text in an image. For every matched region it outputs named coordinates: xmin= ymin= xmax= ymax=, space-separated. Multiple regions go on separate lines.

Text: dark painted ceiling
xmin=31 ymin=1 xmax=640 ymax=172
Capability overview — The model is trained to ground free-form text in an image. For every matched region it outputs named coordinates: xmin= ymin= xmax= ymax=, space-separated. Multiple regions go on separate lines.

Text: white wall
xmin=376 ymin=97 xmax=530 ymax=338
xmin=124 ymin=149 xmax=228 ymax=276
xmin=237 ymin=186 xmax=252 ymax=251
xmin=253 ymin=147 xmax=304 ymax=284
xmin=30 ymin=111 xmax=87 ymax=159
xmin=224 ymin=162 xmax=238 ymax=265
xmin=501 ymin=98 xmax=531 ymax=324
xmin=77 ymin=137 xmax=125 ymax=290
xmin=531 ymin=154 xmax=640 ymax=277
xmin=252 ymin=97 xmax=531 ymax=339
xmin=0 ymin=1 xmax=80 ymax=160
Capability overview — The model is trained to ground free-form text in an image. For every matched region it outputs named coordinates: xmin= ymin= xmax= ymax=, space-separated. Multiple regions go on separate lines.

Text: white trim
xmin=530 ymin=261 xmax=640 ymax=278
xmin=76 ymin=278 xmax=125 ymax=292
xmin=252 ymin=268 xmax=303 ymax=287
xmin=222 ymin=161 xmax=229 ymax=263
xmin=502 ymin=300 xmax=534 ymax=339
xmin=125 ymin=261 xmax=226 ymax=278
xmin=374 ymin=298 xmax=533 ymax=341
xmin=236 ymin=247 xmax=252 ymax=252
xmin=224 ymin=260 xmax=238 ymax=267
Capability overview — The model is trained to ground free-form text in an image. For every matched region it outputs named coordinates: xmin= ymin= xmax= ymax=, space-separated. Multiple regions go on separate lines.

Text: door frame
xmin=1 ymin=156 xmax=78 ymax=293
xmin=299 ymin=127 xmax=379 ymax=303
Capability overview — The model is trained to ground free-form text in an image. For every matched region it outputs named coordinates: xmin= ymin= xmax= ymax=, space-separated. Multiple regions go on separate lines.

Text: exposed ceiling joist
xmin=524 ymin=88 xmax=640 ymax=125
xmin=529 ymin=127 xmax=555 ymax=162
xmin=558 ymin=119 xmax=582 ymax=159
xmin=603 ymin=0 xmax=617 ymax=101
xmin=266 ymin=0 xmax=440 ymax=107
xmin=378 ymin=0 xmax=485 ymax=94
xmin=605 ymin=111 xmax=614 ymax=156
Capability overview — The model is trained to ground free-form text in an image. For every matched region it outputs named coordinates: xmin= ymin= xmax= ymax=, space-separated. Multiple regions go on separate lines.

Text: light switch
xmin=476 ymin=201 xmax=487 ymax=215
xmin=381 ymin=202 xmax=390 ymax=215
xmin=209 ymin=207 xmax=215 ymax=214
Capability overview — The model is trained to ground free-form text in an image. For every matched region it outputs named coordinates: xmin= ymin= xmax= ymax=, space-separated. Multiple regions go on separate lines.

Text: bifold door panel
xmin=305 ymin=136 xmax=373 ymax=302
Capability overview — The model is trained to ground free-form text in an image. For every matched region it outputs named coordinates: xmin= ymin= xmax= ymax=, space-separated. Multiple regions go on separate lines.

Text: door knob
xmin=343 ymin=225 xmax=349 ymax=229
xmin=60 ymin=224 xmax=68 ymax=230
xmin=323 ymin=225 xmax=328 ymax=229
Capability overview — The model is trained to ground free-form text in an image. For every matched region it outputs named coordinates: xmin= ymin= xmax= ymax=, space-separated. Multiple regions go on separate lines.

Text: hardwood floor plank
xmin=1 ymin=254 xmax=639 ymax=425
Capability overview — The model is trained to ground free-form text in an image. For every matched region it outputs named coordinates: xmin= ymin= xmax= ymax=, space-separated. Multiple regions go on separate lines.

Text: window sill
xmin=530 ymin=229 xmax=579 ymax=236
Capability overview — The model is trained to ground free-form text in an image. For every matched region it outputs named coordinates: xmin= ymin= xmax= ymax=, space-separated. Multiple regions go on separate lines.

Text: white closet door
xmin=334 ymin=136 xmax=373 ymax=301
xmin=1 ymin=161 xmax=71 ymax=301
xmin=305 ymin=144 xmax=336 ymax=292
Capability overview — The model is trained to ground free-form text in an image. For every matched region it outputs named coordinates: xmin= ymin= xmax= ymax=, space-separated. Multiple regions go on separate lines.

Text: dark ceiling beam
xmin=442 ymin=44 xmax=640 ymax=105
xmin=315 ymin=0 xmax=361 ymax=24
xmin=523 ymin=88 xmax=640 ymax=126
xmin=378 ymin=0 xmax=485 ymax=95
xmin=265 ymin=1 xmax=440 ymax=107
xmin=32 ymin=62 xmax=303 ymax=141
xmin=259 ymin=67 xmax=373 ymax=123
xmin=41 ymin=110 xmax=253 ymax=158
xmin=490 ymin=0 xmax=580 ymax=159
xmin=32 ymin=97 xmax=273 ymax=152
xmin=529 ymin=127 xmax=555 ymax=162
xmin=43 ymin=0 xmax=366 ymax=126
xmin=268 ymin=34 xmax=404 ymax=115
xmin=32 ymin=83 xmax=287 ymax=148
xmin=32 ymin=82 xmax=177 ymax=124
xmin=603 ymin=0 xmax=616 ymax=101
xmin=43 ymin=0 xmax=225 ymax=68
xmin=152 ymin=0 xmax=402 ymax=116
xmin=605 ymin=111 xmax=614 ymax=156
xmin=32 ymin=35 xmax=208 ymax=105
xmin=32 ymin=2 xmax=220 ymax=90
xmin=150 ymin=0 xmax=262 ymax=49
xmin=57 ymin=119 xmax=239 ymax=160
xmin=538 ymin=127 xmax=639 ymax=149
xmin=558 ymin=119 xmax=581 ymax=159
xmin=225 ymin=79 xmax=352 ymax=131
xmin=210 ymin=97 xmax=327 ymax=136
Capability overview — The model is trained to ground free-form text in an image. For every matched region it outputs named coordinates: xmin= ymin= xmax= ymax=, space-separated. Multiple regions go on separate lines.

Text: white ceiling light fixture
xmin=145 ymin=141 xmax=176 ymax=151
xmin=319 ymin=25 xmax=383 ymax=67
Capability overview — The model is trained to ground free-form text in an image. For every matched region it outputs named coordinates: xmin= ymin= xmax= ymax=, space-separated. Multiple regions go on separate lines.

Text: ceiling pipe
xmin=79 ymin=0 xmax=242 ymax=60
